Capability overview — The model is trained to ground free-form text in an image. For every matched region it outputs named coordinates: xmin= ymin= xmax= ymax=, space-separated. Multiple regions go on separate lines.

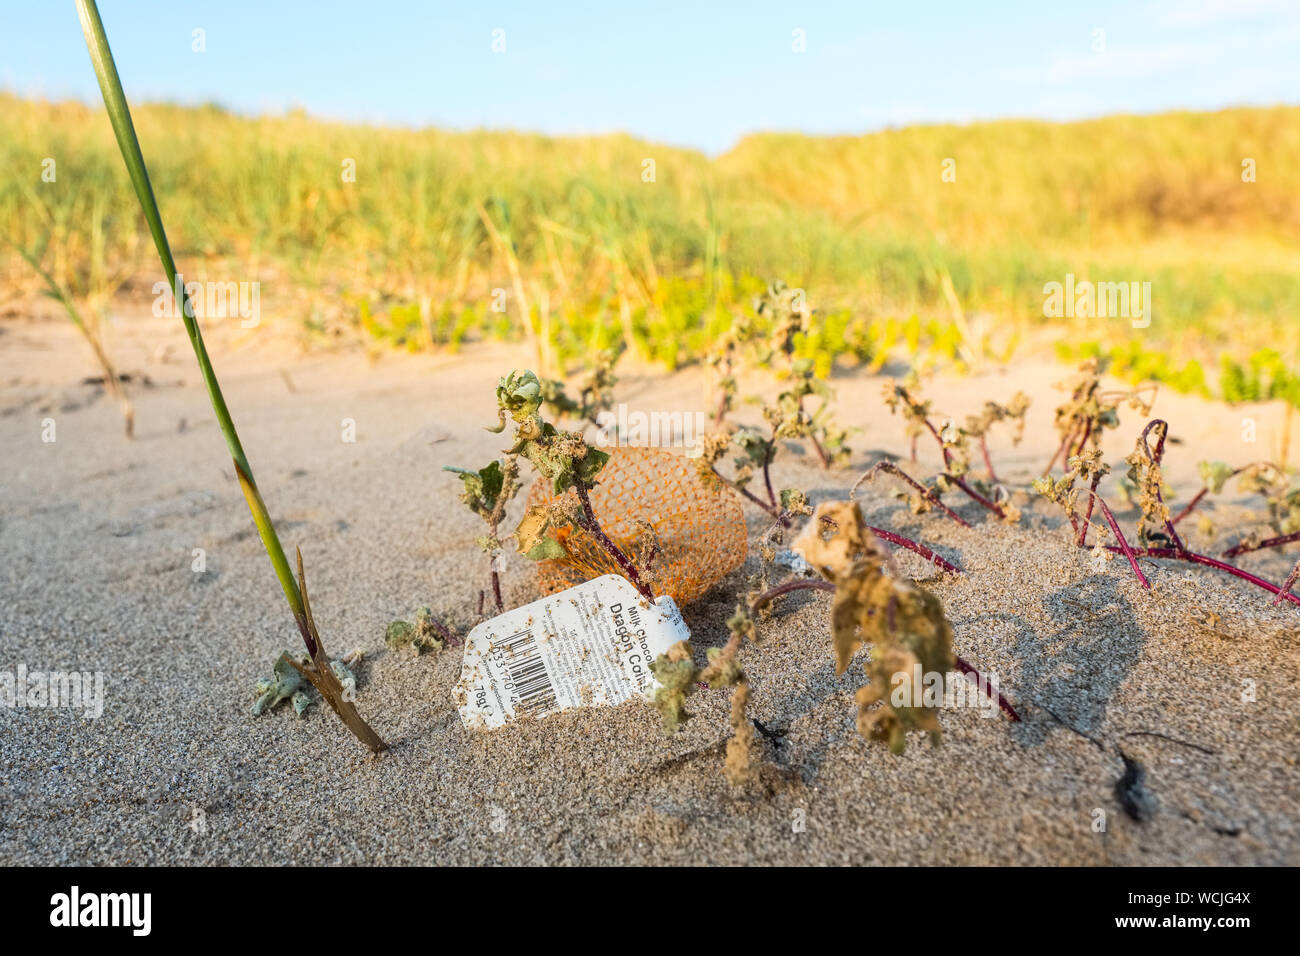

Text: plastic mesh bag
xmin=526 ymin=446 xmax=747 ymax=605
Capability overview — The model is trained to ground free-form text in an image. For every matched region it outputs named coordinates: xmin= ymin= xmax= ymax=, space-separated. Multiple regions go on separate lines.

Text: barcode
xmin=499 ymin=627 xmax=557 ymax=715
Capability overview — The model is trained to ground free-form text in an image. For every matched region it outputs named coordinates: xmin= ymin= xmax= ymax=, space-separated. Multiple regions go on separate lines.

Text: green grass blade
xmin=75 ymin=0 xmax=308 ymax=635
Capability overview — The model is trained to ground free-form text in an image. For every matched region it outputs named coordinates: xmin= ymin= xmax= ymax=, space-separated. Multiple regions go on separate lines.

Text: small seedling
xmin=252 ymin=649 xmax=362 ymax=718
xmin=443 ymin=458 xmax=521 ymax=612
xmin=385 ymin=607 xmax=456 ymax=654
xmin=250 ymin=652 xmax=310 ymax=717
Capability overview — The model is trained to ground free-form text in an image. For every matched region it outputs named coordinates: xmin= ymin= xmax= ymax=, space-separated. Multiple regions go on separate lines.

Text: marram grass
xmin=75 ymin=0 xmax=386 ymax=752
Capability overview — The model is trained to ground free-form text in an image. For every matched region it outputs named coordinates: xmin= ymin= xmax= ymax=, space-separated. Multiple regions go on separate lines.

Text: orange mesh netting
xmin=526 ymin=446 xmax=747 ymax=605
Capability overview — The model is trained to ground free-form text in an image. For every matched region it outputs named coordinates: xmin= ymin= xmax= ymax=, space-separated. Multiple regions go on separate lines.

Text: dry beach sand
xmin=1 ymin=311 xmax=1297 ymax=865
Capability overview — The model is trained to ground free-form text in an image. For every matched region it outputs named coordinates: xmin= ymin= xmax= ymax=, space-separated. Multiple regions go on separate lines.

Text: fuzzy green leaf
xmin=524 ymin=536 xmax=568 ymax=561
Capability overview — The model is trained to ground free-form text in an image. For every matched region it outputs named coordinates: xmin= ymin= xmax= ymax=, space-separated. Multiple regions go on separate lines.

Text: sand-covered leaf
xmin=649 ymin=641 xmax=698 ymax=731
xmin=250 ymin=651 xmax=303 ymax=716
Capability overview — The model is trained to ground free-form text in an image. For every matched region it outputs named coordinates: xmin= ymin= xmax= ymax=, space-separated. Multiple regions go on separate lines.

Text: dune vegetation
xmin=3 ymin=94 xmax=1298 ymax=396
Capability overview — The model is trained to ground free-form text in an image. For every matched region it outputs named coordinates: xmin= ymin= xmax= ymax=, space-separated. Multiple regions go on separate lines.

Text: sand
xmin=1 ymin=310 xmax=1297 ymax=865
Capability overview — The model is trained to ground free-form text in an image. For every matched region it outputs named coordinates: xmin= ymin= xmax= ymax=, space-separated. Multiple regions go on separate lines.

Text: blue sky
xmin=4 ymin=0 xmax=1299 ymax=154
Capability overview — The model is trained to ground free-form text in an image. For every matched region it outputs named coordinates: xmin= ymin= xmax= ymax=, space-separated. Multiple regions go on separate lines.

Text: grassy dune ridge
xmin=2 ymin=94 xmax=1298 ymax=379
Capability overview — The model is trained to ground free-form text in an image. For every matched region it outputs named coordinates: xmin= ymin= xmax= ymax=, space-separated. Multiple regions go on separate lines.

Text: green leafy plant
xmin=443 ymin=458 xmax=521 ymax=612
xmin=489 ymin=369 xmax=654 ymax=600
xmin=252 ymin=649 xmax=362 ymax=718
xmin=1220 ymin=349 xmax=1300 ymax=406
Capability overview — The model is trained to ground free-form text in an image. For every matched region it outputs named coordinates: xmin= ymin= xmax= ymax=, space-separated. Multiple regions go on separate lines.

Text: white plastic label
xmin=454 ymin=574 xmax=691 ymax=730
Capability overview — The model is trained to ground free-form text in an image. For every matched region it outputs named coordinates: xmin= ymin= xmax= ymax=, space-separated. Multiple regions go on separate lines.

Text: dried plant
xmin=1043 ymin=358 xmax=1155 ymax=476
xmin=1036 ymin=419 xmax=1300 ymax=606
xmin=1175 ymin=461 xmax=1300 ymax=558
xmin=963 ymin=393 xmax=1031 ymax=483
xmin=790 ymin=501 xmax=955 ymax=753
xmin=648 ymin=605 xmax=755 ymax=784
xmin=881 ymin=377 xmax=1025 ymax=523
xmin=703 ymin=280 xmax=851 ymax=468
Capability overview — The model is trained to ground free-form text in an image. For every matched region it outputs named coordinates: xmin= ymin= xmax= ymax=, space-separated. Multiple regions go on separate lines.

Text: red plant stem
xmin=980 ymin=433 xmax=997 ymax=483
xmin=1272 ymin=557 xmax=1300 ymax=607
xmin=953 ymin=655 xmax=1020 ymax=722
xmin=1072 ymin=420 xmax=1092 ymax=460
xmin=1223 ymin=530 xmax=1300 ymax=558
xmin=750 ymin=577 xmax=834 ymax=611
xmin=491 ymin=569 xmax=504 ymax=612
xmin=923 ymin=418 xmax=955 ymax=468
xmin=1170 ymin=488 xmax=1207 ymax=527
xmin=943 ymin=471 xmax=1007 ymax=520
xmin=1104 ymin=545 xmax=1300 ymax=607
xmin=425 ymin=611 xmax=460 ymax=646
xmin=740 ymin=479 xmax=778 ymax=515
xmin=1171 ymin=463 xmax=1273 ymax=528
xmin=867 ymin=526 xmax=962 ymax=574
xmin=809 ymin=430 xmax=831 ymax=469
xmin=714 ymin=466 xmax=783 ymax=519
xmin=574 ymin=479 xmax=655 ymax=600
xmin=761 ymin=434 xmax=778 ymax=509
xmin=1089 ymin=492 xmax=1151 ymax=589
xmin=869 ymin=461 xmax=972 ymax=528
